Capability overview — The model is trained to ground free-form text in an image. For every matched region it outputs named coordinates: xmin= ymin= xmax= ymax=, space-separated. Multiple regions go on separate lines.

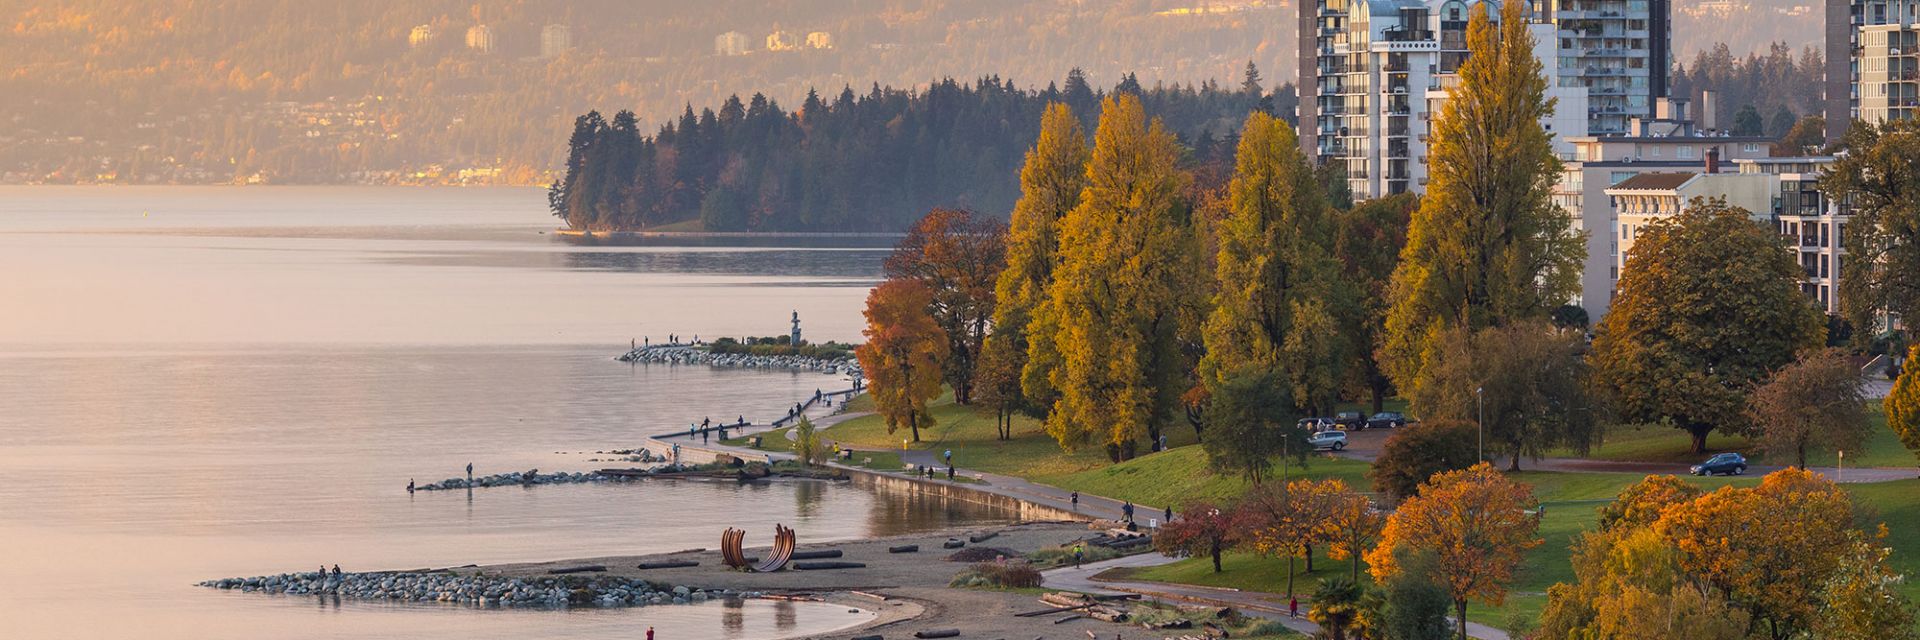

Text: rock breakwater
xmin=619 ymin=345 xmax=860 ymax=377
xmin=199 ymin=571 xmax=754 ymax=608
xmin=417 ymin=469 xmax=623 ymax=491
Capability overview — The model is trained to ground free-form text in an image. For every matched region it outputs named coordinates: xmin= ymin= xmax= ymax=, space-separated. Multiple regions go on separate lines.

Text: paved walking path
xmin=1043 ymin=554 xmax=1512 ymax=640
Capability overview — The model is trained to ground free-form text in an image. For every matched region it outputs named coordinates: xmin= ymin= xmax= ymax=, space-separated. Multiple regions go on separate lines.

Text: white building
xmin=1298 ymin=0 xmax=1670 ymax=200
xmin=1604 ymin=169 xmax=1775 ymax=291
xmin=1739 ymin=156 xmax=1851 ymax=314
xmin=465 ymin=25 xmax=495 ymax=54
xmin=766 ymin=30 xmax=801 ymax=52
xmin=541 ymin=24 xmax=573 ymax=59
xmin=806 ymin=31 xmax=836 ymax=49
xmin=715 ymin=31 xmax=751 ymax=56
xmin=408 ymin=25 xmax=436 ymax=48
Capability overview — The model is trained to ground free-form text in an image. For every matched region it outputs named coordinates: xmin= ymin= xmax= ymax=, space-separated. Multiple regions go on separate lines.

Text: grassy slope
xmin=1563 ymin=404 xmax=1914 ymax=469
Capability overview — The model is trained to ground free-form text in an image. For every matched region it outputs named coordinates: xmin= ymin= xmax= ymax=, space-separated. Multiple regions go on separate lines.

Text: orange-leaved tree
xmin=856 ymin=279 xmax=949 ymax=442
xmin=1366 ymin=462 xmax=1540 ymax=640
xmin=884 ymin=207 xmax=1006 ymax=405
xmin=1318 ymin=480 xmax=1385 ymax=583
xmin=1239 ymin=478 xmax=1339 ymax=599
xmin=1657 ymin=467 xmax=1856 ymax=639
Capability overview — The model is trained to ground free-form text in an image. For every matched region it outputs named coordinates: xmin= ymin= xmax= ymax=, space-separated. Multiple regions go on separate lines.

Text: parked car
xmin=1333 ymin=411 xmax=1367 ymax=429
xmin=1307 ymin=430 xmax=1348 ymax=451
xmin=1297 ymin=417 xmax=1338 ymax=431
xmin=1366 ymin=412 xmax=1408 ymax=429
xmin=1690 ymin=453 xmax=1748 ymax=476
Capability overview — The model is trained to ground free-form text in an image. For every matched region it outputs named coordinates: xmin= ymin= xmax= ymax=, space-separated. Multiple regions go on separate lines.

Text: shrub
xmin=1026 ymin=543 xmax=1119 ymax=568
xmin=946 ymin=547 xmax=1022 ymax=562
xmin=948 ymin=561 xmax=1042 ymax=589
xmin=1368 ymin=419 xmax=1479 ymax=502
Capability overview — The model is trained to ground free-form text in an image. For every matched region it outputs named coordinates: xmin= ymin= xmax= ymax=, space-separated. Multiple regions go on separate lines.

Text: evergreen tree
xmin=1380 ymin=0 xmax=1586 ymax=393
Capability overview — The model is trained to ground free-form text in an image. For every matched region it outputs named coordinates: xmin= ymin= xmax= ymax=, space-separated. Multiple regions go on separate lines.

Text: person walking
xmin=1073 ymin=543 xmax=1084 ymax=568
xmin=1289 ymin=596 xmax=1299 ymax=618
xmin=1164 ymin=505 xmax=1173 ymax=523
xmin=1070 ymin=491 xmax=1079 ymax=510
xmin=332 ymin=565 xmax=342 ymax=577
xmin=406 ymin=479 xmax=415 ymax=494
xmin=647 ymin=627 xmax=655 ymax=640
xmin=943 ymin=449 xmax=952 ymax=466
xmin=703 ymin=430 xmax=709 ymax=444
xmin=1122 ymin=501 xmax=1135 ymax=522
xmin=946 ymin=466 xmax=954 ymax=481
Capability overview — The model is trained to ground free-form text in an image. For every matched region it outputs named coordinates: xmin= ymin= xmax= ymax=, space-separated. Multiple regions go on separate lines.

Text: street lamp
xmin=1476 ymin=386 xmax=1485 ymax=463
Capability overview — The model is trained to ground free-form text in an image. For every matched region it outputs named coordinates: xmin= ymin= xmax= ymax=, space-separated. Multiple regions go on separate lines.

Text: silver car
xmin=1307 ymin=430 xmax=1348 ymax=451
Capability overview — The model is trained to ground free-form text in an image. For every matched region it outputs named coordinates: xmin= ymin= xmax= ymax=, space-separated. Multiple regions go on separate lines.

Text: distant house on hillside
xmin=540 ymin=24 xmax=573 ymax=58
xmin=715 ymin=31 xmax=751 ymax=56
xmin=806 ymin=31 xmax=835 ymax=49
xmin=408 ymin=25 xmax=435 ymax=48
xmin=766 ymin=30 xmax=800 ymax=52
xmin=465 ymin=25 xmax=494 ymax=54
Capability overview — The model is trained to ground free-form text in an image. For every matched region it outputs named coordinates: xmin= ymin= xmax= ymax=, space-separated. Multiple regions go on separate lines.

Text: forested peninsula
xmin=547 ymin=68 xmax=1298 ymax=232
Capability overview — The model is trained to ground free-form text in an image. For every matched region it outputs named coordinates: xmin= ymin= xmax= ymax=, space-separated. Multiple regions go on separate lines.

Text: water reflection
xmin=793 ymin=480 xmax=825 ymax=520
xmin=775 ymin=600 xmax=797 ymax=631
xmin=723 ymin=595 xmax=746 ymax=634
xmin=367 ymin=247 xmax=889 ymax=281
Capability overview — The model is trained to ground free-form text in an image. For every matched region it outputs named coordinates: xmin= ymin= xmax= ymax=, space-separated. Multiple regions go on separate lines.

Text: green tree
xmin=1821 ymin=117 xmax=1920 ymax=332
xmin=855 ymin=279 xmax=949 ymax=442
xmin=1036 ymin=93 xmax=1202 ymax=460
xmin=1774 ymin=114 xmax=1829 ymax=156
xmin=1815 ymin=530 xmax=1920 ymax=640
xmin=1335 ymin=193 xmax=1417 ymax=412
xmin=1408 ymin=320 xmax=1602 ymax=470
xmin=989 ymin=102 xmax=1090 ymax=421
xmin=790 ymin=416 xmax=828 ymax=466
xmin=1767 ymin=106 xmax=1798 ymax=138
xmin=1372 ymin=549 xmax=1454 ymax=640
xmin=1201 ymin=366 xmax=1299 ymax=482
xmin=1307 ymin=577 xmax=1367 ymax=640
xmin=1749 ymin=347 xmax=1870 ymax=468
xmin=1732 ymin=104 xmax=1765 ymax=136
xmin=1591 ymin=198 xmax=1825 ymax=453
xmin=1380 ymin=0 xmax=1586 ymax=394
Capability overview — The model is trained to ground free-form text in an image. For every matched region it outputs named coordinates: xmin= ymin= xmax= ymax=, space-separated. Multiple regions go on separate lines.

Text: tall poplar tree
xmin=1198 ymin=112 xmax=1345 ymax=422
xmin=1036 ymin=94 xmax=1202 ymax=461
xmin=983 ymin=103 xmax=1090 ymax=426
xmin=1380 ymin=0 xmax=1586 ymax=392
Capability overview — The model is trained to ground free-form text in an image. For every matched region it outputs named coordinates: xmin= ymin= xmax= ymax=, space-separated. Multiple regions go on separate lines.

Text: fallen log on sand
xmin=793 ymin=561 xmax=867 ymax=570
xmin=914 ymin=629 xmax=960 ymax=639
xmin=547 ymin=565 xmax=607 ymax=574
xmin=888 ymin=545 xmax=920 ymax=553
xmin=791 ymin=549 xmax=844 ymax=560
xmin=636 ymin=560 xmax=700 ymax=570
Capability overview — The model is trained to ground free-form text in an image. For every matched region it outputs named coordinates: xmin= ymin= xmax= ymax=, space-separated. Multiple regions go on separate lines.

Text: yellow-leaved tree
xmin=1380 ymin=0 xmax=1585 ymax=394
xmin=1034 ymin=93 xmax=1202 ymax=461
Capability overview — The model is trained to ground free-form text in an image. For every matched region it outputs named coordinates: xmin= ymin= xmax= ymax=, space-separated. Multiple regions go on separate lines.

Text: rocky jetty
xmin=199 ymin=571 xmax=753 ymax=608
xmin=416 ymin=469 xmax=617 ymax=491
xmin=618 ymin=345 xmax=861 ymax=377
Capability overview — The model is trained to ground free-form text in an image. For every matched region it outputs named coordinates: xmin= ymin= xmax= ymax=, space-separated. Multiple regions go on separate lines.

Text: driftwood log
xmin=635 ymin=560 xmax=699 ymax=570
xmin=793 ymin=561 xmax=867 ymax=570
xmin=914 ymin=630 xmax=960 ymax=639
xmin=791 ymin=549 xmax=843 ymax=560
xmin=888 ymin=545 xmax=920 ymax=553
xmin=546 ymin=565 xmax=606 ymax=574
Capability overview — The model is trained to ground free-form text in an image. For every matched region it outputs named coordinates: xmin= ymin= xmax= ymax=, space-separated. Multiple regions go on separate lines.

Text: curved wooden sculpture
xmin=720 ymin=524 xmax=796 ymax=572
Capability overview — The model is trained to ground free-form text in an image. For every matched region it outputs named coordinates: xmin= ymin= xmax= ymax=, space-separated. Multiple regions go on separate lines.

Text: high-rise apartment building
xmin=1298 ymin=0 xmax=1670 ymax=200
xmin=715 ymin=31 xmax=751 ymax=56
xmin=540 ymin=24 xmax=573 ymax=59
xmin=1828 ymin=0 xmax=1920 ymax=142
xmin=465 ymin=25 xmax=495 ymax=54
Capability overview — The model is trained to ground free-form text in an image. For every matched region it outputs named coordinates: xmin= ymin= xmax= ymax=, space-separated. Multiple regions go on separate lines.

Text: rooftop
xmin=1606 ymin=172 xmax=1697 ymax=191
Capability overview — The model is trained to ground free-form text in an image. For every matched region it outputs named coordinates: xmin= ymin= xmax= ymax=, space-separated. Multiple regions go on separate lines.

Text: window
xmin=1679 ymin=145 xmax=1695 ymax=159
xmin=1743 ymin=143 xmax=1760 ymax=153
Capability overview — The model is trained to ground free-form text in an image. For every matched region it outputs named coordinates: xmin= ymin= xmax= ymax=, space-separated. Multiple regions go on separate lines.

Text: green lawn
xmin=1561 ymin=404 xmax=1915 ymax=469
xmin=826 ymin=394 xmax=1920 ymax=631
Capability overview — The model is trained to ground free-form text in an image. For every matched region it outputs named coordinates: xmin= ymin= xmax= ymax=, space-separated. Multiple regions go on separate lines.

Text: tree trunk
xmin=1303 ymin=543 xmax=1314 ymax=572
xmin=910 ymin=413 xmax=921 ymax=442
xmin=1210 ymin=540 xmax=1223 ymax=573
xmin=1285 ymin=555 xmax=1296 ymax=599
xmin=1370 ymin=378 xmax=1388 ymax=414
xmin=1797 ymin=442 xmax=1807 ymax=469
xmin=1351 ymin=554 xmax=1362 ymax=583
xmin=1455 ymin=599 xmax=1469 ymax=640
xmin=1688 ymin=424 xmax=1712 ymax=455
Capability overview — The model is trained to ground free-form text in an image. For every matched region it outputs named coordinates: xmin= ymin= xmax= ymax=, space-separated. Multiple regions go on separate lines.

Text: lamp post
xmin=1476 ymin=386 xmax=1485 ymax=463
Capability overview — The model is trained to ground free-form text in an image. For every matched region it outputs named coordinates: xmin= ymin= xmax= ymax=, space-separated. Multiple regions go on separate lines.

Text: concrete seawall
xmin=843 ymin=468 xmax=1082 ymax=522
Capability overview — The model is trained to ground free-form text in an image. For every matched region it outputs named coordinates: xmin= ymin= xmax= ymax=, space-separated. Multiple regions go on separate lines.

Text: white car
xmin=1307 ymin=430 xmax=1348 ymax=451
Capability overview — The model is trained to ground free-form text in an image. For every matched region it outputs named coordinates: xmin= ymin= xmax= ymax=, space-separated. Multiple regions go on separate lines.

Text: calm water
xmin=0 ymin=187 xmax=1011 ymax=639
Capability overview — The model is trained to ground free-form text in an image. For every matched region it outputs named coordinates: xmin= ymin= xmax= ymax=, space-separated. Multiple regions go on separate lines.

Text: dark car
xmin=1691 ymin=453 xmax=1748 ymax=476
xmin=1333 ymin=411 xmax=1367 ymax=430
xmin=1366 ymin=412 xmax=1407 ymax=429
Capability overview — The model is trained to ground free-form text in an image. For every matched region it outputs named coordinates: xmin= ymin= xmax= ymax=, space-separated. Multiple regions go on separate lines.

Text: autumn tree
xmin=1591 ymin=198 xmax=1826 ymax=453
xmin=1409 ymin=320 xmax=1602 ymax=470
xmin=1380 ymin=0 xmax=1586 ymax=394
xmin=1368 ymin=419 xmax=1480 ymax=503
xmin=1774 ymin=114 xmax=1828 ymax=156
xmin=1335 ymin=193 xmax=1417 ymax=412
xmin=856 ymin=279 xmax=949 ymax=442
xmin=1034 ymin=93 xmax=1203 ymax=460
xmin=1366 ymin=463 xmax=1541 ymax=640
xmin=987 ymin=102 xmax=1090 ymax=420
xmin=1814 ymin=530 xmax=1920 ymax=640
xmin=1891 ymin=345 xmax=1920 ymax=465
xmin=1540 ymin=476 xmax=1742 ymax=640
xmin=1658 ymin=468 xmax=1857 ymax=639
xmin=1153 ymin=498 xmax=1242 ymax=573
xmin=1749 ymin=347 xmax=1870 ymax=468
xmin=1198 ymin=111 xmax=1345 ymax=418
xmin=1822 ymin=117 xmax=1920 ymax=333
xmin=1319 ymin=480 xmax=1385 ymax=582
xmin=1240 ymin=478 xmax=1340 ymax=599
xmin=885 ymin=208 xmax=1007 ymax=406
